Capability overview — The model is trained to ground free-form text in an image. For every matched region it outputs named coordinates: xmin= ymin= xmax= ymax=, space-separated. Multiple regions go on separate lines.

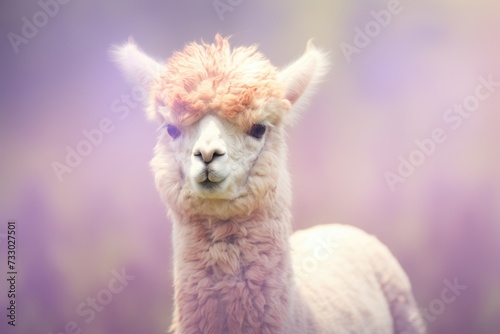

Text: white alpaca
xmin=111 ymin=35 xmax=425 ymax=334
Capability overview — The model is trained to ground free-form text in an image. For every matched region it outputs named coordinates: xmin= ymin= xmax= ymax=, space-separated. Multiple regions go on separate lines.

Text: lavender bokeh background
xmin=1 ymin=0 xmax=500 ymax=333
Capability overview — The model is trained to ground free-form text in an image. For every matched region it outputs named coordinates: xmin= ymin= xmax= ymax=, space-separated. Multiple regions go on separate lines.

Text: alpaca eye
xmin=249 ymin=123 xmax=266 ymax=139
xmin=166 ymin=124 xmax=181 ymax=139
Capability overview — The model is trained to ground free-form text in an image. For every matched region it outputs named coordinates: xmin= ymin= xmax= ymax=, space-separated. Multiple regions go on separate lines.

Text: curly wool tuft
xmin=150 ymin=35 xmax=288 ymax=128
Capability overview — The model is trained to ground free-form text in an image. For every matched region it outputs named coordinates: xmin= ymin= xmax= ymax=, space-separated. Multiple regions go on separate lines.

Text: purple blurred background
xmin=1 ymin=0 xmax=499 ymax=333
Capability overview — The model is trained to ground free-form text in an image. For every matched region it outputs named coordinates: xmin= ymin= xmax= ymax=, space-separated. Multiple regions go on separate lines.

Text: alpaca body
xmin=169 ymin=210 xmax=421 ymax=334
xmin=290 ymin=224 xmax=420 ymax=334
xmin=111 ymin=35 xmax=425 ymax=334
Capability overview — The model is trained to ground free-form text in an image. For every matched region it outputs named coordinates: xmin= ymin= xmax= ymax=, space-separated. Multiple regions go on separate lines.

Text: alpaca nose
xmin=193 ymin=117 xmax=227 ymax=164
xmin=193 ymin=144 xmax=226 ymax=164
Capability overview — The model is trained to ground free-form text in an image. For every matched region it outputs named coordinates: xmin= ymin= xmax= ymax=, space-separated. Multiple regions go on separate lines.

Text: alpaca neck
xmin=170 ymin=205 xmax=294 ymax=334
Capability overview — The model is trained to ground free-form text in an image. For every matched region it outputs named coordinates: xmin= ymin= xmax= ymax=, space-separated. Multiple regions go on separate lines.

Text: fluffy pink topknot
xmin=151 ymin=34 xmax=288 ymax=128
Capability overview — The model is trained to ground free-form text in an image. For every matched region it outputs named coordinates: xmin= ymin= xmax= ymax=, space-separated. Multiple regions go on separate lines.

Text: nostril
xmin=213 ymin=150 xmax=225 ymax=158
xmin=211 ymin=149 xmax=226 ymax=162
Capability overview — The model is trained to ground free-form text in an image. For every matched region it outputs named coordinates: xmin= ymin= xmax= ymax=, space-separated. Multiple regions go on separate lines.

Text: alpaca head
xmin=112 ymin=35 xmax=328 ymax=220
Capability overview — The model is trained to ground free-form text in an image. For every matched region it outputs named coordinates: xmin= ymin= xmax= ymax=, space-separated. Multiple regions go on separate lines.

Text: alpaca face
xmin=166 ymin=114 xmax=268 ymax=200
xmin=152 ymin=108 xmax=287 ymax=219
xmin=111 ymin=35 xmax=329 ymax=218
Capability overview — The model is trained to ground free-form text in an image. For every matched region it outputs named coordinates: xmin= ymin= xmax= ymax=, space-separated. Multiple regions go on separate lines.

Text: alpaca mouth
xmin=199 ymin=179 xmax=220 ymax=189
xmin=191 ymin=168 xmax=235 ymax=199
xmin=194 ymin=170 xmax=227 ymax=192
xmin=194 ymin=167 xmax=227 ymax=185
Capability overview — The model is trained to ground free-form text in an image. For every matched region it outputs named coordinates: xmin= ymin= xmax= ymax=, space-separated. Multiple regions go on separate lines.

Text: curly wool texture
xmin=150 ymin=35 xmax=289 ymax=128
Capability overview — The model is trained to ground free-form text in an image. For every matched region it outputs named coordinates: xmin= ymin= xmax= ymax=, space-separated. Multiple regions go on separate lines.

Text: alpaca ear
xmin=109 ymin=38 xmax=167 ymax=122
xmin=109 ymin=38 xmax=165 ymax=85
xmin=278 ymin=40 xmax=329 ymax=124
